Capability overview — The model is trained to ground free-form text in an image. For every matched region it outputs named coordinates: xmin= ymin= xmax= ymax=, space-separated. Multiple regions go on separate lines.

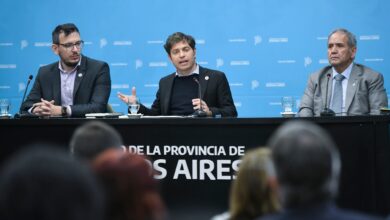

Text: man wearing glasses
xmin=21 ymin=23 xmax=111 ymax=117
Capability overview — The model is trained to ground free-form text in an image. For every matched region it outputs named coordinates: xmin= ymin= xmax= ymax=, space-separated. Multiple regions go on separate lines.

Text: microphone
xmin=320 ymin=73 xmax=335 ymax=116
xmin=192 ymin=77 xmax=207 ymax=117
xmin=14 ymin=75 xmax=38 ymax=118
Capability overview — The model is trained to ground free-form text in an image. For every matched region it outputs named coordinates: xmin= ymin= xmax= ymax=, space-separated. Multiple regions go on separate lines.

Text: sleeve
xmin=209 ymin=73 xmax=237 ymax=117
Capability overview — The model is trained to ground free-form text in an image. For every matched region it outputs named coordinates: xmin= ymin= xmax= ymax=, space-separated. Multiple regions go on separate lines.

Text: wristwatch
xmin=61 ymin=106 xmax=68 ymax=117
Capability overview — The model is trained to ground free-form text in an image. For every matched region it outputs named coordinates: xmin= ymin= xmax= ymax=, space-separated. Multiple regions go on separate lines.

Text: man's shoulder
xmin=353 ymin=63 xmax=382 ymax=78
xmin=200 ymin=66 xmax=225 ymax=76
xmin=83 ymin=56 xmax=108 ymax=67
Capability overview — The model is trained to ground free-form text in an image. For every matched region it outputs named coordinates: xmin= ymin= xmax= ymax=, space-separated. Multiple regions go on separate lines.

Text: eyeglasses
xmin=58 ymin=40 xmax=84 ymax=50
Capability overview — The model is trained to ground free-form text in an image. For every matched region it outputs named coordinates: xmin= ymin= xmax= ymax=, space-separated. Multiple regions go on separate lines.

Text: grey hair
xmin=328 ymin=28 xmax=357 ymax=48
xmin=267 ymin=120 xmax=341 ymax=208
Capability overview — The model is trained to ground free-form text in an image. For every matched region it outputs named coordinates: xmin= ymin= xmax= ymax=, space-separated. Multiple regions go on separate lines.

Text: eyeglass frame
xmin=57 ymin=40 xmax=84 ymax=50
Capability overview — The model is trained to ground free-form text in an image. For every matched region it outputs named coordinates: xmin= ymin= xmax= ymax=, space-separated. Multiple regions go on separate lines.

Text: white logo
xmin=230 ymin=60 xmax=250 ymax=66
xmin=216 ymin=58 xmax=224 ymax=68
xmin=360 ymin=35 xmax=380 ymax=41
xmin=147 ymin=40 xmax=164 ymax=44
xmin=251 ymin=80 xmax=259 ymax=90
xmin=268 ymin=38 xmax=288 ymax=43
xmin=304 ymin=57 xmax=312 ymax=67
xmin=18 ymin=82 xmax=26 ymax=93
xmin=228 ymin=38 xmax=247 ymax=43
xmin=254 ymin=35 xmax=262 ymax=45
xmin=319 ymin=59 xmax=328 ymax=64
xmin=149 ymin=62 xmax=168 ymax=67
xmin=196 ymin=39 xmax=205 ymax=45
xmin=135 ymin=59 xmax=143 ymax=69
xmin=113 ymin=41 xmax=132 ymax=46
xmin=100 ymin=38 xmax=107 ymax=48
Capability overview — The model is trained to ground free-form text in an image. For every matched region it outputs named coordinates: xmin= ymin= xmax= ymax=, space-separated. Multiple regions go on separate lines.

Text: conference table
xmin=0 ymin=116 xmax=389 ymax=219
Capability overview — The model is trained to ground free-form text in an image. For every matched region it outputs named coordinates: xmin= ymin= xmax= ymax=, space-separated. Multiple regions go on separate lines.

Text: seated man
xmin=118 ymin=32 xmax=237 ymax=117
xmin=20 ymin=23 xmax=111 ymax=117
xmin=298 ymin=28 xmax=387 ymax=116
xmin=259 ymin=120 xmax=381 ymax=220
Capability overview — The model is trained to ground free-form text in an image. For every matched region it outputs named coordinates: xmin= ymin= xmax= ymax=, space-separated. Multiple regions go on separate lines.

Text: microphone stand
xmin=14 ymin=75 xmax=38 ymax=118
xmin=193 ymin=77 xmax=207 ymax=117
xmin=320 ymin=73 xmax=335 ymax=116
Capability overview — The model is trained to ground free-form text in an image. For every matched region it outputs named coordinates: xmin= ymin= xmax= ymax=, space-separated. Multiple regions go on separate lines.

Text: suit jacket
xmin=138 ymin=66 xmax=237 ymax=117
xmin=298 ymin=63 xmax=387 ymax=117
xmin=21 ymin=55 xmax=111 ymax=117
xmin=259 ymin=202 xmax=382 ymax=220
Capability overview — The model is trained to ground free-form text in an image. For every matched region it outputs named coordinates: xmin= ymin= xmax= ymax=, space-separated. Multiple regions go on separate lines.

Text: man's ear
xmin=52 ymin=44 xmax=59 ymax=55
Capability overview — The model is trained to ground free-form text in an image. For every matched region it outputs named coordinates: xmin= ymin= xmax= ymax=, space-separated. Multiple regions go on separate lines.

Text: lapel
xmin=321 ymin=68 xmax=333 ymax=108
xmin=198 ymin=66 xmax=209 ymax=99
xmin=345 ymin=64 xmax=361 ymax=111
xmin=52 ymin=63 xmax=62 ymax=105
xmin=73 ymin=56 xmax=87 ymax=99
xmin=162 ymin=73 xmax=176 ymax=114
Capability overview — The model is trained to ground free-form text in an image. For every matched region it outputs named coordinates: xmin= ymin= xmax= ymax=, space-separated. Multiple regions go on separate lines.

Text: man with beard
xmin=117 ymin=32 xmax=237 ymax=117
xmin=20 ymin=23 xmax=111 ymax=117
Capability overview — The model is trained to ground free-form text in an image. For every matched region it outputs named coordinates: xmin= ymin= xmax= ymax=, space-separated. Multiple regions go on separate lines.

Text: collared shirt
xmin=330 ymin=62 xmax=353 ymax=114
xmin=175 ymin=64 xmax=199 ymax=77
xmin=58 ymin=56 xmax=82 ymax=116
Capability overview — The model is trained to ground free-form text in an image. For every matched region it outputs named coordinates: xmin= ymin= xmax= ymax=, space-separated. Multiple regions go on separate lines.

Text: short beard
xmin=62 ymin=60 xmax=78 ymax=69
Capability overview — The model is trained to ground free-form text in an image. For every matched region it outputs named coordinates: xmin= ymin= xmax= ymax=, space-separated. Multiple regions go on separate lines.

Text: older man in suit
xmin=298 ymin=28 xmax=387 ymax=117
xmin=21 ymin=23 xmax=111 ymax=117
xmin=118 ymin=32 xmax=237 ymax=117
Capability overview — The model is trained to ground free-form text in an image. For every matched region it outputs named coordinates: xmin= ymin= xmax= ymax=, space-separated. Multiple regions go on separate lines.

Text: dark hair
xmin=52 ymin=23 xmax=80 ymax=44
xmin=328 ymin=28 xmax=357 ymax=48
xmin=93 ymin=149 xmax=166 ymax=220
xmin=267 ymin=120 xmax=340 ymax=208
xmin=0 ymin=146 xmax=104 ymax=220
xmin=70 ymin=121 xmax=123 ymax=161
xmin=163 ymin=32 xmax=196 ymax=54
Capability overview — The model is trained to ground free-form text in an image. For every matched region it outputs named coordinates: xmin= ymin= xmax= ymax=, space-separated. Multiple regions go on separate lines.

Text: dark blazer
xmin=298 ymin=63 xmax=388 ymax=116
xmin=259 ymin=202 xmax=383 ymax=220
xmin=21 ymin=56 xmax=111 ymax=117
xmin=138 ymin=66 xmax=237 ymax=117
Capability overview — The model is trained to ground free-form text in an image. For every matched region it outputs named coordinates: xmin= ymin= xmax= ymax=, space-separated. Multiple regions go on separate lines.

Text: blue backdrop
xmin=1 ymin=0 xmax=389 ymax=117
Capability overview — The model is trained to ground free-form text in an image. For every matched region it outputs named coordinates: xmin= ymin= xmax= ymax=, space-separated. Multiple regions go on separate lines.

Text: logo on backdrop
xmin=20 ymin=40 xmax=28 ymax=50
xmin=251 ymin=80 xmax=259 ymax=90
xmin=216 ymin=58 xmax=224 ymax=68
xmin=254 ymin=35 xmax=262 ymax=45
xmin=100 ymin=38 xmax=107 ymax=48
xmin=304 ymin=57 xmax=312 ymax=67
xmin=135 ymin=59 xmax=143 ymax=69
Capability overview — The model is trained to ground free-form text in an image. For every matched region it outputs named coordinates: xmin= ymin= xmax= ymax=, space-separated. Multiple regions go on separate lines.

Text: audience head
xmin=267 ymin=120 xmax=341 ymax=208
xmin=92 ymin=149 xmax=165 ymax=220
xmin=70 ymin=121 xmax=124 ymax=161
xmin=229 ymin=147 xmax=279 ymax=220
xmin=0 ymin=146 xmax=104 ymax=220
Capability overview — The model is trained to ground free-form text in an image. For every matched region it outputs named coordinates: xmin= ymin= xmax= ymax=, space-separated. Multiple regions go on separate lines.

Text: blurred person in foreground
xmin=258 ymin=120 xmax=382 ymax=220
xmin=20 ymin=23 xmax=111 ymax=117
xmin=118 ymin=32 xmax=237 ymax=117
xmin=212 ymin=147 xmax=280 ymax=220
xmin=298 ymin=28 xmax=387 ymax=117
xmin=0 ymin=146 xmax=104 ymax=220
xmin=92 ymin=149 xmax=166 ymax=220
xmin=70 ymin=121 xmax=124 ymax=161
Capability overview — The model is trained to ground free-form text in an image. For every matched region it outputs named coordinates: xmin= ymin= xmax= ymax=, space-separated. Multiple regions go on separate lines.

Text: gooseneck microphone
xmin=14 ymin=75 xmax=35 ymax=118
xmin=192 ymin=77 xmax=207 ymax=117
xmin=320 ymin=73 xmax=335 ymax=116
